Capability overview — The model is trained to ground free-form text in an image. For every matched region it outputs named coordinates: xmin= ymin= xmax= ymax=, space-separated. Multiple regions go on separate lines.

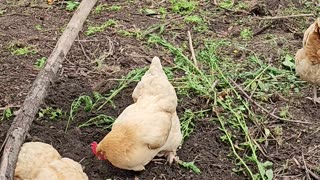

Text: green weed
xmin=240 ymin=28 xmax=253 ymax=40
xmin=34 ymin=57 xmax=47 ymax=69
xmin=219 ymin=0 xmax=234 ymax=9
xmin=66 ymin=95 xmax=93 ymax=132
xmin=78 ymin=114 xmax=115 ymax=129
xmin=184 ymin=15 xmax=203 ymax=24
xmin=170 ymin=0 xmax=197 ymax=15
xmin=85 ymin=19 xmax=117 ymax=36
xmin=179 ymin=161 xmax=201 ymax=174
xmin=35 ymin=24 xmax=43 ymax=31
xmin=0 ymin=9 xmax=6 ymax=16
xmin=38 ymin=107 xmax=64 ymax=120
xmin=107 ymin=5 xmax=122 ymax=11
xmin=117 ymin=29 xmax=142 ymax=39
xmin=1 ymin=108 xmax=13 ymax=121
xmin=66 ymin=1 xmax=80 ymax=11
xmin=11 ymin=46 xmax=37 ymax=56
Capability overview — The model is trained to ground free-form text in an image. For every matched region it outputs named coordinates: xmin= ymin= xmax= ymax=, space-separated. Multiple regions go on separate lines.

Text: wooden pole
xmin=0 ymin=0 xmax=97 ymax=179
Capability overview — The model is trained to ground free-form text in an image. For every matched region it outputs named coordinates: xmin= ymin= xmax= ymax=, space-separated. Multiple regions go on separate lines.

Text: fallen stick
xmin=255 ymin=14 xmax=314 ymax=20
xmin=0 ymin=0 xmax=97 ymax=179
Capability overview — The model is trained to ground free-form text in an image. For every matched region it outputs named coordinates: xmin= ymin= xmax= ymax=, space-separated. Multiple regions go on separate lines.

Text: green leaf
xmin=141 ymin=8 xmax=157 ymax=15
xmin=282 ymin=54 xmax=295 ymax=69
xmin=266 ymin=169 xmax=273 ymax=180
xmin=179 ymin=161 xmax=201 ymax=174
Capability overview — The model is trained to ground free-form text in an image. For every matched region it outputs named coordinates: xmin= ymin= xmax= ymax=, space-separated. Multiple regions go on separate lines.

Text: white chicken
xmin=34 ymin=158 xmax=88 ymax=180
xmin=14 ymin=142 xmax=88 ymax=180
xmin=14 ymin=142 xmax=61 ymax=180
xmin=91 ymin=56 xmax=183 ymax=171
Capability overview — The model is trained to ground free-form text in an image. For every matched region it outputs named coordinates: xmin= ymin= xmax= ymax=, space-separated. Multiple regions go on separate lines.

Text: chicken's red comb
xmin=91 ymin=141 xmax=98 ymax=155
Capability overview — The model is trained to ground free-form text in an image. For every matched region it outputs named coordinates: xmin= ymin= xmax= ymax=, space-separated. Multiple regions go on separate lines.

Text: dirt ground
xmin=0 ymin=0 xmax=319 ymax=180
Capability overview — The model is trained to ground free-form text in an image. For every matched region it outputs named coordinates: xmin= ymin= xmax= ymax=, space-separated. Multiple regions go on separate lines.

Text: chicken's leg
xmin=306 ymin=85 xmax=320 ymax=104
xmin=166 ymin=151 xmax=181 ymax=165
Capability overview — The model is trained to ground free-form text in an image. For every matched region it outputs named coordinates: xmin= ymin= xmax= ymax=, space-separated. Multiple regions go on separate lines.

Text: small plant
xmin=219 ymin=0 xmax=234 ymax=9
xmin=34 ymin=57 xmax=47 ymax=69
xmin=35 ymin=24 xmax=43 ymax=31
xmin=11 ymin=46 xmax=37 ymax=56
xmin=159 ymin=7 xmax=167 ymax=18
xmin=140 ymin=8 xmax=157 ymax=15
xmin=240 ymin=28 xmax=253 ymax=40
xmin=66 ymin=1 xmax=80 ymax=11
xmin=282 ymin=54 xmax=295 ymax=70
xmin=85 ymin=19 xmax=117 ymax=36
xmin=170 ymin=0 xmax=197 ymax=15
xmin=78 ymin=114 xmax=115 ymax=129
xmin=107 ymin=5 xmax=121 ymax=11
xmin=94 ymin=4 xmax=107 ymax=13
xmin=0 ymin=9 xmax=7 ymax=16
xmin=95 ymin=4 xmax=121 ymax=14
xmin=117 ymin=29 xmax=142 ymax=39
xmin=184 ymin=15 xmax=203 ymax=24
xmin=38 ymin=107 xmax=64 ymax=120
xmin=1 ymin=108 xmax=13 ymax=121
xmin=179 ymin=161 xmax=201 ymax=174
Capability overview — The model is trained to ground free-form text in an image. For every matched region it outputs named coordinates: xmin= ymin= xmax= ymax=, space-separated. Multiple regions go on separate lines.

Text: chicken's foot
xmin=165 ymin=151 xmax=181 ymax=165
xmin=306 ymin=85 xmax=320 ymax=104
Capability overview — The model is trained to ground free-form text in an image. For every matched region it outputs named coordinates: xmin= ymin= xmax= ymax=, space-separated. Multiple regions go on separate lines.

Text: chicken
xmin=34 ymin=158 xmax=88 ymax=180
xmin=295 ymin=18 xmax=320 ymax=103
xmin=14 ymin=142 xmax=88 ymax=180
xmin=91 ymin=56 xmax=182 ymax=171
xmin=15 ymin=142 xmax=61 ymax=180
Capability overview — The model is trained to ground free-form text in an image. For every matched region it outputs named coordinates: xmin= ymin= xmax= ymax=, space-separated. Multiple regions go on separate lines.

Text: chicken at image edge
xmin=91 ymin=56 xmax=183 ymax=172
xmin=14 ymin=142 xmax=88 ymax=180
xmin=295 ymin=18 xmax=320 ymax=103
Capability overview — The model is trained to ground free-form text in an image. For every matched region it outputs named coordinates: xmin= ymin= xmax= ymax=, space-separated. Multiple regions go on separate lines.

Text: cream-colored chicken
xmin=34 ymin=158 xmax=88 ymax=180
xmin=14 ymin=142 xmax=88 ymax=180
xmin=91 ymin=56 xmax=182 ymax=171
xmin=15 ymin=142 xmax=61 ymax=180
xmin=295 ymin=18 xmax=320 ymax=103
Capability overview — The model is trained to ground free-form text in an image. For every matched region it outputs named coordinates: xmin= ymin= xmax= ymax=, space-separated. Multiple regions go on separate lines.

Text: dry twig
xmin=229 ymin=79 xmax=312 ymax=124
xmin=187 ymin=31 xmax=198 ymax=68
xmin=302 ymin=152 xmax=312 ymax=180
xmin=256 ymin=14 xmax=314 ymax=20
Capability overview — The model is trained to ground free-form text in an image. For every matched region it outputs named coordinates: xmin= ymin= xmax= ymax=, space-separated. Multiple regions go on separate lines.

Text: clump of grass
xmin=34 ymin=57 xmax=47 ymax=69
xmin=66 ymin=95 xmax=93 ymax=132
xmin=219 ymin=0 xmax=234 ymax=9
xmin=184 ymin=15 xmax=203 ymax=24
xmin=95 ymin=4 xmax=122 ymax=14
xmin=117 ymin=29 xmax=142 ymax=39
xmin=1 ymin=108 xmax=13 ymax=121
xmin=240 ymin=28 xmax=253 ymax=40
xmin=38 ymin=107 xmax=64 ymax=120
xmin=107 ymin=5 xmax=122 ymax=11
xmin=170 ymin=0 xmax=197 ymax=15
xmin=35 ymin=24 xmax=43 ymax=31
xmin=184 ymin=15 xmax=208 ymax=32
xmin=178 ymin=161 xmax=201 ymax=174
xmin=11 ymin=46 xmax=37 ymax=56
xmin=66 ymin=1 xmax=80 ymax=11
xmin=78 ymin=114 xmax=115 ymax=129
xmin=85 ymin=19 xmax=117 ymax=36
